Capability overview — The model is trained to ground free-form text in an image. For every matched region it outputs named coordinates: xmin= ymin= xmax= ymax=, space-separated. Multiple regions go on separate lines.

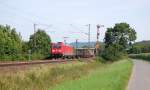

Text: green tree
xmin=29 ymin=29 xmax=51 ymax=59
xmin=102 ymin=22 xmax=137 ymax=61
xmin=0 ymin=25 xmax=22 ymax=60
xmin=22 ymin=41 xmax=29 ymax=54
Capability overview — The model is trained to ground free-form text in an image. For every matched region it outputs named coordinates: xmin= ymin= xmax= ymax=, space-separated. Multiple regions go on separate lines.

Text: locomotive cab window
xmin=52 ymin=45 xmax=61 ymax=49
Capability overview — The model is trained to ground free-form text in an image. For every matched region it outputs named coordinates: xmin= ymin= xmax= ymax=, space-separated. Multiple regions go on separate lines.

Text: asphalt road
xmin=127 ymin=59 xmax=150 ymax=90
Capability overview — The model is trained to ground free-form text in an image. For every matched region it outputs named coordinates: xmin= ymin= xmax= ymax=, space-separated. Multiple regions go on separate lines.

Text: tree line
xmin=0 ymin=22 xmax=140 ymax=61
xmin=128 ymin=40 xmax=150 ymax=54
xmin=0 ymin=25 xmax=51 ymax=61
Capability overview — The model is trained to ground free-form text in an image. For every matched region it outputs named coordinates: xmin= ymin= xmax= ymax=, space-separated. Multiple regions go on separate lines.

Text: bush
xmin=95 ymin=56 xmax=106 ymax=63
xmin=0 ymin=55 xmax=12 ymax=61
xmin=0 ymin=54 xmax=28 ymax=61
xmin=127 ymin=46 xmax=141 ymax=54
xmin=101 ymin=45 xmax=125 ymax=61
xmin=0 ymin=53 xmax=49 ymax=61
xmin=31 ymin=53 xmax=46 ymax=60
xmin=129 ymin=53 xmax=150 ymax=61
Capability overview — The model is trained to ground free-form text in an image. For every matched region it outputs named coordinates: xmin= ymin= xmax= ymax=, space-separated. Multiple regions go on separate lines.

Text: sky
xmin=0 ymin=0 xmax=150 ymax=43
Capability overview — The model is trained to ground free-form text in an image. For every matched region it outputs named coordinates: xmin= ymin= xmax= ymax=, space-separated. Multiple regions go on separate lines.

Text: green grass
xmin=0 ymin=61 xmax=101 ymax=90
xmin=52 ymin=60 xmax=133 ymax=90
xmin=0 ymin=59 xmax=132 ymax=90
xmin=129 ymin=53 xmax=150 ymax=61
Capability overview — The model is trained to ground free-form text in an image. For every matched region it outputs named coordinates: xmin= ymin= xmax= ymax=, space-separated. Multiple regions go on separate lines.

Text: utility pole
xmin=70 ymin=24 xmax=91 ymax=48
xmin=33 ymin=23 xmax=36 ymax=33
xmin=76 ymin=39 xmax=78 ymax=49
xmin=88 ymin=24 xmax=91 ymax=48
xmin=33 ymin=23 xmax=37 ymax=51
xmin=76 ymin=39 xmax=78 ymax=57
xmin=63 ymin=37 xmax=69 ymax=45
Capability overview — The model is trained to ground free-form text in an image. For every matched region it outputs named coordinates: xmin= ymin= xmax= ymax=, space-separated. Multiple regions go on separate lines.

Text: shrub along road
xmin=127 ymin=59 xmax=150 ymax=90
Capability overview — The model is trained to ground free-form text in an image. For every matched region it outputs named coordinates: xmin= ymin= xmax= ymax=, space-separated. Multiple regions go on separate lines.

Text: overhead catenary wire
xmin=0 ymin=1 xmax=98 ymax=43
xmin=70 ymin=24 xmax=91 ymax=47
xmin=0 ymin=2 xmax=56 ymax=34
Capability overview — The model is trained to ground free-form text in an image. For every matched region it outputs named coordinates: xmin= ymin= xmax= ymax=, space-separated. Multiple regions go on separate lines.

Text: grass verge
xmin=0 ymin=61 xmax=101 ymax=90
xmin=0 ymin=59 xmax=132 ymax=90
xmin=52 ymin=59 xmax=133 ymax=90
xmin=129 ymin=53 xmax=150 ymax=61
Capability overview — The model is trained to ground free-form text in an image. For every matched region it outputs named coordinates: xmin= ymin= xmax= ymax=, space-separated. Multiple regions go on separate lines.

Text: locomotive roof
xmin=52 ymin=42 xmax=73 ymax=47
xmin=76 ymin=48 xmax=95 ymax=50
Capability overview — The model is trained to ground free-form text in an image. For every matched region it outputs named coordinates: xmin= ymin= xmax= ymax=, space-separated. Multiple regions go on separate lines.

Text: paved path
xmin=127 ymin=59 xmax=150 ymax=90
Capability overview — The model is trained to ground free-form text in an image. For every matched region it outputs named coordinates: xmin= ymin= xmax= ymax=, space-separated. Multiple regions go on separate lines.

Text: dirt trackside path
xmin=127 ymin=59 xmax=150 ymax=90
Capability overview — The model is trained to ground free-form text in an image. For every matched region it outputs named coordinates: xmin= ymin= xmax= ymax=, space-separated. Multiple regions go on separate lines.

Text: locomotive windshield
xmin=52 ymin=44 xmax=61 ymax=49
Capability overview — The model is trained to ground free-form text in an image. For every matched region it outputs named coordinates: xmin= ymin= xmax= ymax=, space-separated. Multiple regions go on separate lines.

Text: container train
xmin=51 ymin=42 xmax=95 ymax=58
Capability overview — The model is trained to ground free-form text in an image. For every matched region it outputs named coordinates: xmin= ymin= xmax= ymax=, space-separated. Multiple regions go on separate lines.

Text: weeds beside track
xmin=0 ymin=60 xmax=100 ymax=90
xmin=0 ymin=59 xmax=132 ymax=90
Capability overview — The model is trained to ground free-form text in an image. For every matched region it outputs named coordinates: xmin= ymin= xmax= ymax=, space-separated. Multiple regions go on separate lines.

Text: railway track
xmin=0 ymin=57 xmax=94 ymax=68
xmin=0 ymin=59 xmax=68 ymax=67
xmin=0 ymin=58 xmax=94 ymax=73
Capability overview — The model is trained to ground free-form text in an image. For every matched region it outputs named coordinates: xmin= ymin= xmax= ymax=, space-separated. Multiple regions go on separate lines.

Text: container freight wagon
xmin=75 ymin=48 xmax=95 ymax=58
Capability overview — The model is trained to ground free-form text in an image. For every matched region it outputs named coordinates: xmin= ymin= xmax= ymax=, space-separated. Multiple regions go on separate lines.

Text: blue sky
xmin=0 ymin=0 xmax=150 ymax=43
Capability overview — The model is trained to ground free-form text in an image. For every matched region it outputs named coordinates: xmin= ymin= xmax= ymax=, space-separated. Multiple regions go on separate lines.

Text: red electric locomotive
xmin=51 ymin=42 xmax=74 ymax=58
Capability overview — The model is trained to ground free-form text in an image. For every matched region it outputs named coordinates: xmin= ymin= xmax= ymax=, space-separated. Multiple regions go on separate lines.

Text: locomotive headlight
xmin=58 ymin=50 xmax=61 ymax=52
xmin=52 ymin=50 xmax=55 ymax=52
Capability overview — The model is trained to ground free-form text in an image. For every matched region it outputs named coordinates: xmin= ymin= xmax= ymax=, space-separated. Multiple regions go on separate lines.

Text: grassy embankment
xmin=52 ymin=59 xmax=132 ymax=90
xmin=0 ymin=61 xmax=100 ymax=90
xmin=0 ymin=59 xmax=132 ymax=90
xmin=129 ymin=53 xmax=150 ymax=61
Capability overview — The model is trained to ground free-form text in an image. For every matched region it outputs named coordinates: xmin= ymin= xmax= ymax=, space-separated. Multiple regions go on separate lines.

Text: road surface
xmin=127 ymin=59 xmax=150 ymax=90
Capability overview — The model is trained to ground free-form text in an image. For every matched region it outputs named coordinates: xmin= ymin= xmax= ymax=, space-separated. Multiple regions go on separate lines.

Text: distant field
xmin=129 ymin=53 xmax=150 ymax=61
xmin=52 ymin=60 xmax=133 ymax=90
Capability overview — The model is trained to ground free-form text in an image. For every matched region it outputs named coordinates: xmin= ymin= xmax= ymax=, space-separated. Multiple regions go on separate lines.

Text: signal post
xmin=96 ymin=24 xmax=104 ymax=56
